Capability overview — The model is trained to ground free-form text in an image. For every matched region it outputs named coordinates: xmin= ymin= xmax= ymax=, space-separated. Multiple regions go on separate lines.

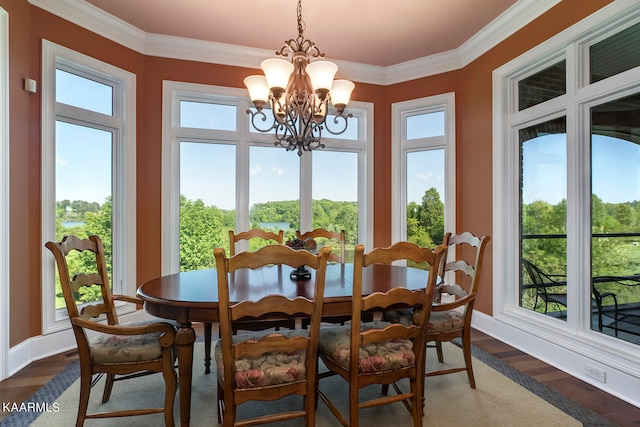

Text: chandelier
xmin=244 ymin=0 xmax=355 ymax=156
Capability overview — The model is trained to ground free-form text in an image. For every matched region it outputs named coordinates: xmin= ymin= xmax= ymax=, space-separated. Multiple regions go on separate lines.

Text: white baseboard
xmin=472 ymin=311 xmax=640 ymax=408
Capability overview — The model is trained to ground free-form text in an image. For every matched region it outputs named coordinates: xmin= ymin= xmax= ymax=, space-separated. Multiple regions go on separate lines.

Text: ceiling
xmin=83 ymin=0 xmax=519 ymax=67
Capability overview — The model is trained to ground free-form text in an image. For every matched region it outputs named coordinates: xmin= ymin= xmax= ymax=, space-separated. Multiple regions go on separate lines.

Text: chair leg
xmin=304 ymin=393 xmax=315 ymax=427
xmin=410 ymin=377 xmax=422 ymax=427
xmin=223 ymin=388 xmax=236 ymax=427
xmin=101 ymin=373 xmax=115 ymax=403
xmin=77 ymin=370 xmax=92 ymax=427
xmin=204 ymin=322 xmax=212 ymax=374
xmin=163 ymin=361 xmax=178 ymax=427
xmin=349 ymin=384 xmax=359 ymax=427
xmin=217 ymin=379 xmax=224 ymax=424
xmin=435 ymin=341 xmax=444 ymax=363
xmin=462 ymin=332 xmax=476 ymax=389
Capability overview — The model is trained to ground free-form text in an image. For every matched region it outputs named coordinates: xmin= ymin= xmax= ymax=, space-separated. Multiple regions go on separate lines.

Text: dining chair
xmin=229 ymin=228 xmax=284 ymax=256
xmin=423 ymin=232 xmax=490 ymax=389
xmin=297 ymin=228 xmax=356 ymax=327
xmin=316 ymin=241 xmax=448 ymax=427
xmin=296 ymin=228 xmax=346 ymax=263
xmin=45 ymin=235 xmax=177 ymax=427
xmin=202 ymin=228 xmax=287 ymax=374
xmin=213 ymin=244 xmax=331 ymax=426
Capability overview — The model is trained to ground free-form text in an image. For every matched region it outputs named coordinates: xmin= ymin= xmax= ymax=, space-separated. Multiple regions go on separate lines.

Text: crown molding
xmin=29 ymin=0 xmax=147 ymax=53
xmin=384 ymin=50 xmax=463 ymax=86
xmin=31 ymin=0 xmax=561 ymax=85
xmin=459 ymin=0 xmax=562 ymax=67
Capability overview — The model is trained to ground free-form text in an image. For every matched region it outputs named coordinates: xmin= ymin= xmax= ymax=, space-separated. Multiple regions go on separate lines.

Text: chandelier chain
xmin=297 ymin=0 xmax=305 ymax=38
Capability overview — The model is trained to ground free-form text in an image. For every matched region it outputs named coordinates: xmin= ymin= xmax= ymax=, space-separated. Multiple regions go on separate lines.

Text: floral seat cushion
xmin=215 ymin=329 xmax=310 ymax=389
xmin=384 ymin=309 xmax=465 ymax=334
xmin=318 ymin=321 xmax=415 ymax=373
xmin=89 ymin=320 xmax=176 ymax=364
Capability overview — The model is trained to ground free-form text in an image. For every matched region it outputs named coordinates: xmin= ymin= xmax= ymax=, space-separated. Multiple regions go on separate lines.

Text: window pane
xmin=249 ymin=147 xmax=299 ymax=236
xmin=519 ymin=117 xmax=567 ymax=319
xmin=56 ymin=69 xmax=113 ymax=115
xmin=518 ymin=61 xmax=566 ymax=111
xmin=312 ymin=151 xmax=358 ymax=262
xmin=406 ymin=111 xmax=444 ymax=140
xmin=406 ymin=149 xmax=445 ymax=248
xmin=179 ymin=142 xmax=235 ymax=271
xmin=180 ymin=101 xmax=236 ymax=131
xmin=591 ymin=22 xmax=640 ymax=83
xmin=55 ymin=121 xmax=112 ymax=308
xmin=590 ymin=93 xmax=640 ymax=344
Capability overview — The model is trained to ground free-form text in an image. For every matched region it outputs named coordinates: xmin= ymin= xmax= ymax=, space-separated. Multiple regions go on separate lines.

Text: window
xmin=494 ymin=6 xmax=640 ymax=355
xmin=312 ymin=151 xmax=358 ymax=262
xmin=41 ymin=41 xmax=136 ymax=333
xmin=0 ymin=6 xmax=9 ymax=382
xmin=162 ymin=81 xmax=372 ymax=274
xmin=392 ymin=94 xmax=456 ymax=250
xmin=519 ymin=117 xmax=568 ymax=318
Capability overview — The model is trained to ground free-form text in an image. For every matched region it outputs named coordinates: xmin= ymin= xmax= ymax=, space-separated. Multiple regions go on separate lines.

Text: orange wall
xmin=2 ymin=0 xmax=614 ymax=345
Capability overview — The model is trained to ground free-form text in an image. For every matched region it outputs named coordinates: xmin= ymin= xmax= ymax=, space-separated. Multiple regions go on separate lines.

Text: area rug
xmin=2 ymin=340 xmax=614 ymax=426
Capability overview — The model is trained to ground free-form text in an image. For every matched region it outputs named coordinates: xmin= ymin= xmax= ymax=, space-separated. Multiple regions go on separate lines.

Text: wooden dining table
xmin=137 ymin=262 xmax=430 ymax=426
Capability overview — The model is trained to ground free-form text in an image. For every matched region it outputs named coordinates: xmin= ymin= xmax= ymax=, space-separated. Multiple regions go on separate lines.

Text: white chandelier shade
xmin=305 ymin=60 xmax=338 ymax=93
xmin=260 ymin=58 xmax=294 ymax=92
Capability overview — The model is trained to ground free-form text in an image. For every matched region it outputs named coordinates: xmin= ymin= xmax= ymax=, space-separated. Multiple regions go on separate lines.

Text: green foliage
xmin=521 ymin=196 xmax=640 ymax=312
xmin=54 ymin=197 xmax=113 ymax=308
xmin=179 ymin=196 xmax=227 ymax=271
xmin=53 ymin=187 xmax=639 ymax=314
xmin=250 ymin=200 xmax=300 ymax=231
xmin=406 ymin=188 xmax=443 ymax=248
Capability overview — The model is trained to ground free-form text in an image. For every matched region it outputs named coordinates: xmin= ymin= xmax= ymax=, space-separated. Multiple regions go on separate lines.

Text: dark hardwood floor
xmin=1 ymin=327 xmax=639 ymax=425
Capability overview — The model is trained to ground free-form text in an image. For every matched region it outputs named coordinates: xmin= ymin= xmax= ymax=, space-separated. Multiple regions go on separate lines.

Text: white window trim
xmin=161 ymin=80 xmax=373 ymax=274
xmin=41 ymin=40 xmax=137 ymax=334
xmin=0 ymin=6 xmax=9 ymax=382
xmin=391 ymin=93 xmax=456 ymax=243
xmin=492 ymin=0 xmax=640 ymax=399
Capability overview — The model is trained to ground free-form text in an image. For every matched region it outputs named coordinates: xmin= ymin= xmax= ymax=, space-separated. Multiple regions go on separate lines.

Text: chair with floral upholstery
xmin=316 ymin=241 xmax=448 ymax=427
xmin=202 ymin=228 xmax=287 ymax=374
xmin=213 ymin=244 xmax=331 ymax=426
xmin=425 ymin=232 xmax=490 ymax=388
xmin=45 ymin=235 xmax=177 ymax=426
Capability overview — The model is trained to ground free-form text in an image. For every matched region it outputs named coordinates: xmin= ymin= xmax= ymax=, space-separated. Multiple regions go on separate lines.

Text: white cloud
xmin=416 ymin=172 xmax=433 ymax=180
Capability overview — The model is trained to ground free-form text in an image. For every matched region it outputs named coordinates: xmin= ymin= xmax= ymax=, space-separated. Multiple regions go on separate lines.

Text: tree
xmin=419 ymin=188 xmax=445 ymax=245
xmin=179 ymin=196 xmax=226 ymax=271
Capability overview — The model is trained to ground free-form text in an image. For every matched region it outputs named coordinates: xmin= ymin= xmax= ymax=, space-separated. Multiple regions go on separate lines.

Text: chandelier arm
xmin=246 ymin=109 xmax=276 ymax=133
xmin=324 ymin=113 xmax=353 ymax=136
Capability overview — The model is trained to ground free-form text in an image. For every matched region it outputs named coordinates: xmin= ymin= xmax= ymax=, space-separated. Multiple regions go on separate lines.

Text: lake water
xmin=61 ymin=221 xmax=85 ymax=228
xmin=259 ymin=221 xmax=291 ymax=230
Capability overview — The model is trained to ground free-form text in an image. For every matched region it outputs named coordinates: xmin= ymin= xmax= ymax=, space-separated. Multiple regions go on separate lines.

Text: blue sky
xmin=522 ymin=134 xmax=640 ymax=205
xmin=57 ymin=122 xmax=638 ymax=209
xmin=55 ymin=71 xmax=638 ymax=208
xmin=55 ymin=72 xmax=444 ymax=209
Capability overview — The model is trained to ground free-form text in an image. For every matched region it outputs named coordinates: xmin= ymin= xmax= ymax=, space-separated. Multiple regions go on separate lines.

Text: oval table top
xmin=137 ymin=262 xmax=431 ymax=309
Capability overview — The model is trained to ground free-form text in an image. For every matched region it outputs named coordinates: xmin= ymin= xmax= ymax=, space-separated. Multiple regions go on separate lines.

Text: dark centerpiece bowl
xmin=285 ymin=237 xmax=318 ymax=280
